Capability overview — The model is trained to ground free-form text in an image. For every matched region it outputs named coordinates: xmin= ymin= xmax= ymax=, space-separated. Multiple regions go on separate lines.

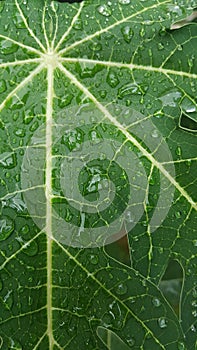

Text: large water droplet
xmin=0 ymin=40 xmax=18 ymax=55
xmin=158 ymin=317 xmax=167 ymax=328
xmin=23 ymin=240 xmax=38 ymax=256
xmin=152 ymin=297 xmax=161 ymax=307
xmin=97 ymin=4 xmax=112 ymax=17
xmin=9 ymin=338 xmax=22 ymax=350
xmin=0 ymin=152 xmax=17 ymax=169
xmin=14 ymin=13 xmax=26 ymax=29
xmin=116 ymin=282 xmax=128 ymax=295
xmin=121 ymin=25 xmax=134 ymax=43
xmin=0 ymin=216 xmax=14 ymax=241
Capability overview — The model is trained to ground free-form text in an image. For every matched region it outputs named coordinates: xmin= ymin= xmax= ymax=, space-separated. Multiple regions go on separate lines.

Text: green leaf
xmin=0 ymin=1 xmax=197 ymax=349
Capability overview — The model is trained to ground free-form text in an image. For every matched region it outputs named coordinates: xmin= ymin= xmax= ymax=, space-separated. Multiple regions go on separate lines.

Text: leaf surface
xmin=0 ymin=1 xmax=197 ymax=349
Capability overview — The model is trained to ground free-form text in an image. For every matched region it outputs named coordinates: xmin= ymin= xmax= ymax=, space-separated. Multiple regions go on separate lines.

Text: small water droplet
xmin=73 ymin=19 xmax=83 ymax=30
xmin=125 ymin=211 xmax=135 ymax=223
xmin=151 ymin=129 xmax=159 ymax=138
xmin=152 ymin=297 xmax=161 ymax=307
xmin=0 ymin=216 xmax=14 ymax=241
xmin=107 ymin=70 xmax=120 ymax=88
xmin=0 ymin=80 xmax=6 ymax=93
xmin=97 ymin=4 xmax=111 ymax=17
xmin=176 ymin=146 xmax=182 ymax=156
xmin=119 ymin=0 xmax=130 ymax=4
xmin=175 ymin=211 xmax=181 ymax=219
xmin=193 ymin=240 xmax=197 ymax=247
xmin=0 ymin=152 xmax=17 ymax=169
xmin=177 ymin=342 xmax=186 ymax=350
xmin=192 ymin=310 xmax=197 ymax=317
xmin=115 ymin=282 xmax=128 ymax=295
xmin=121 ymin=25 xmax=134 ymax=43
xmin=190 ymin=324 xmax=196 ymax=332
xmin=158 ymin=317 xmax=167 ymax=328
xmin=88 ymin=254 xmax=99 ymax=265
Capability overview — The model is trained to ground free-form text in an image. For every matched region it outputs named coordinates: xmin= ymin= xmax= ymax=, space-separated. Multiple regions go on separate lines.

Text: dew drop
xmin=0 ymin=40 xmax=18 ymax=55
xmin=158 ymin=317 xmax=167 ymax=328
xmin=9 ymin=338 xmax=22 ymax=350
xmin=0 ymin=153 xmax=17 ymax=169
xmin=152 ymin=297 xmax=161 ymax=307
xmin=175 ymin=211 xmax=181 ymax=219
xmin=151 ymin=129 xmax=159 ymax=138
xmin=106 ymin=70 xmax=120 ymax=88
xmin=177 ymin=342 xmax=186 ymax=350
xmin=190 ymin=324 xmax=196 ymax=332
xmin=121 ymin=25 xmax=134 ymax=43
xmin=125 ymin=211 xmax=135 ymax=223
xmin=176 ymin=146 xmax=182 ymax=156
xmin=193 ymin=240 xmax=197 ymax=247
xmin=88 ymin=254 xmax=99 ymax=265
xmin=119 ymin=0 xmax=130 ymax=3
xmin=0 ymin=216 xmax=14 ymax=241
xmin=4 ymin=290 xmax=13 ymax=309
xmin=192 ymin=310 xmax=197 ymax=317
xmin=192 ymin=287 xmax=197 ymax=298
xmin=115 ymin=282 xmax=128 ymax=295
xmin=0 ymin=80 xmax=6 ymax=93
xmin=0 ymin=2 xmax=4 ymax=12
xmin=23 ymin=241 xmax=38 ymax=256
xmin=14 ymin=13 xmax=26 ymax=29
xmin=97 ymin=4 xmax=111 ymax=17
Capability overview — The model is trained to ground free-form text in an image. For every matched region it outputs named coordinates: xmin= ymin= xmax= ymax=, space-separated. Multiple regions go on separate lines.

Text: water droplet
xmin=190 ymin=324 xmax=196 ymax=332
xmin=125 ymin=211 xmax=135 ymax=223
xmin=0 ymin=152 xmax=17 ymax=169
xmin=193 ymin=240 xmax=197 ymax=247
xmin=107 ymin=70 xmax=119 ymax=88
xmin=177 ymin=342 xmax=186 ymax=350
xmin=192 ymin=287 xmax=197 ymax=298
xmin=58 ymin=94 xmax=74 ymax=108
xmin=0 ymin=216 xmax=14 ymax=241
xmin=0 ymin=80 xmax=6 ymax=93
xmin=4 ymin=290 xmax=13 ymax=309
xmin=159 ymin=90 xmax=182 ymax=107
xmin=115 ymin=282 xmax=128 ymax=295
xmin=121 ymin=25 xmax=134 ymax=43
xmin=14 ymin=13 xmax=26 ymax=29
xmin=192 ymin=310 xmax=197 ymax=317
xmin=0 ymin=40 xmax=18 ymax=55
xmin=97 ymin=4 xmax=111 ymax=17
xmin=20 ymin=224 xmax=30 ymax=236
xmin=9 ymin=338 xmax=22 ymax=350
xmin=151 ymin=129 xmax=159 ymax=138
xmin=88 ymin=254 xmax=99 ymax=265
xmin=89 ymin=130 xmax=101 ymax=144
xmin=176 ymin=146 xmax=182 ymax=156
xmin=89 ymin=41 xmax=102 ymax=52
xmin=73 ymin=19 xmax=83 ymax=30
xmin=157 ymin=42 xmax=164 ymax=50
xmin=23 ymin=241 xmax=38 ymax=256
xmin=119 ymin=0 xmax=130 ymax=4
xmin=152 ymin=297 xmax=161 ymax=307
xmin=158 ymin=317 xmax=167 ymax=328
xmin=175 ymin=211 xmax=181 ymax=219
xmin=0 ymin=2 xmax=4 ymax=12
